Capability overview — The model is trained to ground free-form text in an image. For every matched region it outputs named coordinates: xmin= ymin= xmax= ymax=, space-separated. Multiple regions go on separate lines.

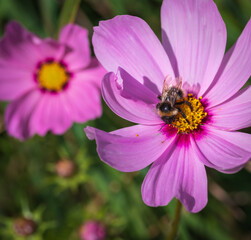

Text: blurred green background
xmin=0 ymin=0 xmax=250 ymax=239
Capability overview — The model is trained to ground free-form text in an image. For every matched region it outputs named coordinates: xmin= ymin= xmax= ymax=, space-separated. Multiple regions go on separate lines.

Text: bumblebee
xmin=156 ymin=76 xmax=192 ymax=125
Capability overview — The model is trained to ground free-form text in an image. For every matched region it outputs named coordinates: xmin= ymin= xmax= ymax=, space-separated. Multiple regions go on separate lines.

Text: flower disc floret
xmin=172 ymin=94 xmax=207 ymax=133
xmin=37 ymin=61 xmax=69 ymax=91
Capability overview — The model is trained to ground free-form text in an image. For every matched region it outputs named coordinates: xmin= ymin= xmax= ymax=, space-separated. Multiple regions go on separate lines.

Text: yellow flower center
xmin=37 ymin=61 xmax=69 ymax=91
xmin=172 ymin=94 xmax=207 ymax=133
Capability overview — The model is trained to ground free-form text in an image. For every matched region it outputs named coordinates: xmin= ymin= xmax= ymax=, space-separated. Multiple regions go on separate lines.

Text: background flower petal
xmin=208 ymin=86 xmax=251 ymax=131
xmin=93 ymin=15 xmax=174 ymax=92
xmin=0 ymin=21 xmax=67 ymax=69
xmin=193 ymin=126 xmax=251 ymax=173
xmin=63 ymin=79 xmax=102 ymax=123
xmin=84 ymin=124 xmax=175 ymax=172
xmin=73 ymin=58 xmax=106 ymax=87
xmin=102 ymin=69 xmax=162 ymax=125
xmin=142 ymin=137 xmax=207 ymax=213
xmin=0 ymin=63 xmax=36 ymax=101
xmin=0 ymin=21 xmax=42 ymax=71
xmin=4 ymin=90 xmax=41 ymax=140
xmin=161 ymin=0 xmax=226 ymax=96
xmin=29 ymin=92 xmax=73 ymax=136
xmin=59 ymin=24 xmax=91 ymax=71
xmin=35 ymin=39 xmax=67 ymax=62
xmin=204 ymin=19 xmax=251 ymax=107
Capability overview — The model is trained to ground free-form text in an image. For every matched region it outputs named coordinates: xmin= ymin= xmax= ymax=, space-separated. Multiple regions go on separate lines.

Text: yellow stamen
xmin=172 ymin=94 xmax=207 ymax=133
xmin=37 ymin=62 xmax=69 ymax=91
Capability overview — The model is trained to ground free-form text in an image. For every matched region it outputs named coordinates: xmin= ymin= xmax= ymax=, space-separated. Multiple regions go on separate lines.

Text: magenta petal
xmin=194 ymin=126 xmax=251 ymax=173
xmin=0 ymin=64 xmax=36 ymax=100
xmin=64 ymin=80 xmax=102 ymax=123
xmin=29 ymin=92 xmax=72 ymax=136
xmin=0 ymin=21 xmax=66 ymax=68
xmin=4 ymin=90 xmax=41 ymax=140
xmin=59 ymin=24 xmax=91 ymax=71
xmin=35 ymin=38 xmax=67 ymax=61
xmin=93 ymin=15 xmax=174 ymax=92
xmin=142 ymin=139 xmax=207 ymax=213
xmin=73 ymin=58 xmax=106 ymax=87
xmin=209 ymin=86 xmax=251 ymax=131
xmin=102 ymin=69 xmax=162 ymax=125
xmin=84 ymin=124 xmax=175 ymax=172
xmin=63 ymin=58 xmax=104 ymax=122
xmin=47 ymin=94 xmax=72 ymax=134
xmin=204 ymin=19 xmax=251 ymax=107
xmin=161 ymin=0 xmax=226 ymax=96
xmin=0 ymin=21 xmax=42 ymax=70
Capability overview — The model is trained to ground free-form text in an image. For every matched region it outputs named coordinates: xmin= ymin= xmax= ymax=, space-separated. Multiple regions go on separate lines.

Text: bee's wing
xmin=163 ymin=75 xmax=172 ymax=89
xmin=161 ymin=75 xmax=172 ymax=101
xmin=176 ymin=76 xmax=183 ymax=89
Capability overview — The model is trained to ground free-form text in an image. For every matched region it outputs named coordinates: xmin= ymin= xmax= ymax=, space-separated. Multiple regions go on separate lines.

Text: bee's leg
xmin=161 ymin=116 xmax=171 ymax=124
xmin=159 ymin=123 xmax=167 ymax=131
xmin=176 ymin=107 xmax=190 ymax=125
xmin=175 ymin=101 xmax=184 ymax=105
xmin=175 ymin=100 xmax=193 ymax=111
xmin=156 ymin=103 xmax=160 ymax=109
xmin=159 ymin=116 xmax=172 ymax=131
xmin=157 ymin=95 xmax=161 ymax=100
xmin=184 ymin=100 xmax=193 ymax=111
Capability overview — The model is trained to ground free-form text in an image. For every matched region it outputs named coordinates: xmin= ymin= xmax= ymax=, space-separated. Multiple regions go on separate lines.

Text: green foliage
xmin=0 ymin=0 xmax=251 ymax=239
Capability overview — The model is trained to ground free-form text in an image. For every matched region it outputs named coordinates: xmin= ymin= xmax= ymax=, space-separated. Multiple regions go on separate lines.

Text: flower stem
xmin=57 ymin=0 xmax=81 ymax=34
xmin=39 ymin=0 xmax=56 ymax=37
xmin=166 ymin=200 xmax=182 ymax=240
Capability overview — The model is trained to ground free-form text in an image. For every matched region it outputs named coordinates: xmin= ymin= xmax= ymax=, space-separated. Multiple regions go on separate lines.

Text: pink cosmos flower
xmin=85 ymin=0 xmax=251 ymax=213
xmin=0 ymin=22 xmax=105 ymax=140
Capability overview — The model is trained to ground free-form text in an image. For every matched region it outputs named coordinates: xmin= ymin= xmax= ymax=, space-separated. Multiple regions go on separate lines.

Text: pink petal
xmin=29 ymin=92 xmax=73 ymax=136
xmin=0 ymin=21 xmax=42 ymax=71
xmin=142 ymin=137 xmax=207 ymax=213
xmin=208 ymin=86 xmax=251 ymax=131
xmin=161 ymin=0 xmax=226 ymax=96
xmin=73 ymin=58 xmax=106 ymax=87
xmin=4 ymin=90 xmax=41 ymax=140
xmin=102 ymin=69 xmax=162 ymax=125
xmin=204 ymin=19 xmax=251 ymax=107
xmin=59 ymin=24 xmax=91 ymax=71
xmin=0 ymin=21 xmax=66 ymax=69
xmin=64 ymin=79 xmax=102 ymax=123
xmin=193 ymin=126 xmax=251 ymax=173
xmin=0 ymin=63 xmax=36 ymax=100
xmin=84 ymin=124 xmax=175 ymax=172
xmin=35 ymin=39 xmax=67 ymax=62
xmin=93 ymin=15 xmax=174 ymax=92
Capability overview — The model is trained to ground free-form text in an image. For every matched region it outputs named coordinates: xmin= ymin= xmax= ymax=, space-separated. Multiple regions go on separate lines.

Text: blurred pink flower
xmin=0 ymin=22 xmax=105 ymax=140
xmin=85 ymin=0 xmax=251 ymax=213
xmin=79 ymin=221 xmax=106 ymax=240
